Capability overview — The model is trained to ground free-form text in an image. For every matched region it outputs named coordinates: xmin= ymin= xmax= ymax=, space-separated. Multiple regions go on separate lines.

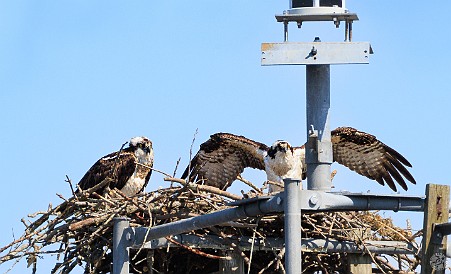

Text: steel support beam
xmin=132 ymin=234 xmax=419 ymax=255
xmin=302 ymin=191 xmax=425 ymax=212
xmin=113 ymin=217 xmax=131 ymax=274
xmin=284 ymin=178 xmax=302 ymax=273
xmin=306 ymin=64 xmax=333 ymax=191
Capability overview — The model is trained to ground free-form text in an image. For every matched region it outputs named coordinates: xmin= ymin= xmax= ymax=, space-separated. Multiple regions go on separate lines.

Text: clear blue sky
xmin=1 ymin=1 xmax=450 ymax=273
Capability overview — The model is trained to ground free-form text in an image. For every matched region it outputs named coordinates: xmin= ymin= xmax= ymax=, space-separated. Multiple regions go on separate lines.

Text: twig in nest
xmin=164 ymin=177 xmax=242 ymax=201
xmin=135 ymin=163 xmax=172 ymax=178
xmin=65 ymin=175 xmax=76 ymax=197
xmin=164 ymin=236 xmax=230 ymax=260
xmin=188 ymin=129 xmax=199 ymax=178
xmin=173 ymin=157 xmax=181 ymax=178
xmin=68 ymin=215 xmax=110 ymax=231
xmin=236 ymin=175 xmax=263 ymax=194
xmin=132 ymin=221 xmax=153 ymax=262
xmin=248 ymin=218 xmax=260 ymax=274
xmin=209 ymin=227 xmax=250 ymax=265
xmin=111 ymin=141 xmax=129 ymax=181
xmin=342 ymin=217 xmax=387 ymax=274
xmin=258 ymin=247 xmax=285 ymax=274
xmin=312 ymin=253 xmax=329 ymax=274
xmin=113 ymin=188 xmax=148 ymax=212
xmin=265 ymin=180 xmax=284 ymax=190
xmin=91 ymin=192 xmax=116 ymax=207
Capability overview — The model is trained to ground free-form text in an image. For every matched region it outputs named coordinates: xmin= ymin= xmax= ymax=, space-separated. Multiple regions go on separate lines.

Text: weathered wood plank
xmin=421 ymin=184 xmax=450 ymax=274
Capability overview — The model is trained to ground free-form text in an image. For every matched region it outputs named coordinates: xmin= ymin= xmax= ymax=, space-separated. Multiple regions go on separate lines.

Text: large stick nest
xmin=0 ymin=177 xmax=421 ymax=273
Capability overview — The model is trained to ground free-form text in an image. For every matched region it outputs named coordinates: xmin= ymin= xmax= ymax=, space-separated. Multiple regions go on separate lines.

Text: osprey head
xmin=129 ymin=136 xmax=153 ymax=154
xmin=267 ymin=140 xmax=293 ymax=159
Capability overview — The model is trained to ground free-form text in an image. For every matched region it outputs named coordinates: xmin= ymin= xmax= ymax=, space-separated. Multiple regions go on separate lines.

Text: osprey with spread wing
xmin=182 ymin=127 xmax=416 ymax=192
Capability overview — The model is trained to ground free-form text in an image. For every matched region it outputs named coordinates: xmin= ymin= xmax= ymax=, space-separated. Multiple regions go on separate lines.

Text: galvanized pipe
xmin=345 ymin=21 xmax=349 ymax=42
xmin=113 ymin=217 xmax=131 ymax=274
xmin=302 ymin=238 xmax=419 ymax=255
xmin=284 ymin=178 xmax=302 ymax=273
xmin=306 ymin=64 xmax=333 ymax=191
xmin=135 ymin=234 xmax=419 ymax=256
xmin=348 ymin=20 xmax=353 ymax=42
xmin=306 ymin=191 xmax=426 ymax=212
xmin=284 ymin=21 xmax=289 ymax=42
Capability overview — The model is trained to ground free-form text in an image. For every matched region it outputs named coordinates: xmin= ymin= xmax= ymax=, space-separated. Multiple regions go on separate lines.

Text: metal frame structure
xmin=111 ymin=2 xmax=451 ymax=273
xmin=112 ymin=189 xmax=451 ymax=274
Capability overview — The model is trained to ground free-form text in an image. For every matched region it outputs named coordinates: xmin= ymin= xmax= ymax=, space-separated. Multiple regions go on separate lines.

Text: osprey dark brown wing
xmin=331 ymin=127 xmax=416 ymax=191
xmin=78 ymin=148 xmax=137 ymax=193
xmin=182 ymin=133 xmax=269 ymax=190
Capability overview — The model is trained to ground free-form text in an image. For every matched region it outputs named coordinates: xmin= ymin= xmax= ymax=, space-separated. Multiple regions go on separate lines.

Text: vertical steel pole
xmin=284 ymin=21 xmax=289 ymax=42
xmin=113 ymin=217 xmax=131 ymax=274
xmin=306 ymin=64 xmax=333 ymax=191
xmin=284 ymin=178 xmax=302 ymax=273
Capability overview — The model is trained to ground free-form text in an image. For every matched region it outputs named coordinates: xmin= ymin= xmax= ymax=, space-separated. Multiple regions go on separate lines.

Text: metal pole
xmin=284 ymin=21 xmax=289 ymax=42
xmin=345 ymin=21 xmax=349 ymax=42
xmin=306 ymin=63 xmax=333 ymax=191
xmin=113 ymin=217 xmax=131 ymax=274
xmin=139 ymin=234 xmax=419 ymax=255
xmin=348 ymin=20 xmax=353 ymax=42
xmin=284 ymin=178 xmax=302 ymax=273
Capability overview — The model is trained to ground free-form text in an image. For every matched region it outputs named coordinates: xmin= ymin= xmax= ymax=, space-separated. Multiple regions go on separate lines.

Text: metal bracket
xmin=275 ymin=12 xmax=358 ymax=42
xmin=305 ymin=127 xmax=333 ymax=165
xmin=261 ymin=42 xmax=372 ymax=65
xmin=431 ymin=223 xmax=451 ymax=244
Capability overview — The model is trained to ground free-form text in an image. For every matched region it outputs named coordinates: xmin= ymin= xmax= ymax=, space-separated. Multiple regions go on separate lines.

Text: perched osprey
xmin=182 ymin=127 xmax=416 ymax=192
xmin=78 ymin=136 xmax=154 ymax=196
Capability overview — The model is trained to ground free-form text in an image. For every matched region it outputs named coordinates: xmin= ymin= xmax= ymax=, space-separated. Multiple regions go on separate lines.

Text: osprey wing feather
xmin=331 ymin=127 xmax=416 ymax=192
xmin=181 ymin=133 xmax=269 ymax=190
xmin=78 ymin=151 xmax=137 ymax=191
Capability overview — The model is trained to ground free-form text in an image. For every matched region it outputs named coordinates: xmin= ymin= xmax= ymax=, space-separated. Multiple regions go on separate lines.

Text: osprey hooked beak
xmin=143 ymin=145 xmax=151 ymax=154
xmin=277 ymin=141 xmax=293 ymax=153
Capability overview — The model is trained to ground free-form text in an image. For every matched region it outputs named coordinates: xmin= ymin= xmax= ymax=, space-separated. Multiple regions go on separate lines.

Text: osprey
xmin=182 ymin=127 xmax=416 ymax=192
xmin=78 ymin=136 xmax=154 ymax=196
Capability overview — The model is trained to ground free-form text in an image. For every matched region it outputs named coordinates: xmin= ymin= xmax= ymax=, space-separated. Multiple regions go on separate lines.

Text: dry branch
xmin=164 ymin=177 xmax=242 ymax=200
